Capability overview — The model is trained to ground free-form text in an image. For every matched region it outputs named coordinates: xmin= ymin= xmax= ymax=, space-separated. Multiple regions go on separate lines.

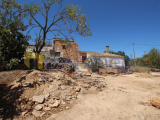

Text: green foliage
xmin=0 ymin=0 xmax=29 ymax=31
xmin=0 ymin=21 xmax=29 ymax=61
xmin=85 ymin=56 xmax=105 ymax=72
xmin=7 ymin=58 xmax=19 ymax=69
xmin=41 ymin=54 xmax=47 ymax=59
xmin=135 ymin=48 xmax=160 ymax=69
xmin=1 ymin=0 xmax=92 ymax=55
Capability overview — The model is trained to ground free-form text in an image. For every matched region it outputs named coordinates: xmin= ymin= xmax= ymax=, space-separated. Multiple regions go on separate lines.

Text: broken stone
xmin=40 ymin=112 xmax=45 ymax=117
xmin=44 ymin=103 xmax=48 ymax=107
xmin=39 ymin=77 xmax=48 ymax=82
xmin=53 ymin=94 xmax=60 ymax=100
xmin=66 ymin=106 xmax=69 ymax=109
xmin=29 ymin=98 xmax=32 ymax=101
xmin=82 ymin=84 xmax=90 ymax=88
xmin=75 ymin=87 xmax=81 ymax=92
xmin=43 ymin=107 xmax=51 ymax=111
xmin=35 ymin=104 xmax=43 ymax=111
xmin=32 ymin=110 xmax=41 ymax=117
xmin=22 ymin=112 xmax=27 ymax=117
xmin=66 ymin=96 xmax=72 ymax=101
xmin=48 ymin=78 xmax=53 ymax=82
xmin=150 ymin=97 xmax=160 ymax=109
xmin=48 ymin=99 xmax=55 ymax=104
xmin=44 ymin=93 xmax=50 ymax=99
xmin=33 ymin=95 xmax=45 ymax=104
xmin=61 ymin=101 xmax=66 ymax=105
xmin=49 ymin=100 xmax=60 ymax=108
xmin=61 ymin=85 xmax=67 ymax=90
xmin=23 ymin=82 xmax=31 ymax=87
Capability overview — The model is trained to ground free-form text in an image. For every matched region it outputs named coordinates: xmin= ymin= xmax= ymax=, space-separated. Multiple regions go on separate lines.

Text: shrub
xmin=85 ymin=56 xmax=105 ymax=72
xmin=7 ymin=58 xmax=19 ymax=69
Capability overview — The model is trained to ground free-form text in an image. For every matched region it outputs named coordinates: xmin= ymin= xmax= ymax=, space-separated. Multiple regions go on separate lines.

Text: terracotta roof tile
xmin=79 ymin=51 xmax=124 ymax=58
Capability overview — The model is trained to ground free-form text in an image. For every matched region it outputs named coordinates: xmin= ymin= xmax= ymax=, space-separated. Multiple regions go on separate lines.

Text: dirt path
xmin=47 ymin=73 xmax=160 ymax=120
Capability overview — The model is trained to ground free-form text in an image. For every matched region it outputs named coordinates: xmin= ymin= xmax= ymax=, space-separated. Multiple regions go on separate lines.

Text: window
xmin=62 ymin=45 xmax=66 ymax=49
xmin=55 ymin=52 xmax=61 ymax=57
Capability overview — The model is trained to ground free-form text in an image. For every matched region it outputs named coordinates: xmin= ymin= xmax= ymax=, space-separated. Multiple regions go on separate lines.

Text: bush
xmin=7 ymin=58 xmax=19 ymax=70
xmin=85 ymin=56 xmax=105 ymax=72
xmin=41 ymin=54 xmax=47 ymax=59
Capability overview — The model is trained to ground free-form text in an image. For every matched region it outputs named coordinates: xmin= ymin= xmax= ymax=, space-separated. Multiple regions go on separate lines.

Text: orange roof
xmin=79 ymin=51 xmax=124 ymax=58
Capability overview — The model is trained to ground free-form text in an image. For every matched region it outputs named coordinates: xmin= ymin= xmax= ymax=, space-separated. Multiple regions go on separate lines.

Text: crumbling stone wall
xmin=54 ymin=41 xmax=79 ymax=63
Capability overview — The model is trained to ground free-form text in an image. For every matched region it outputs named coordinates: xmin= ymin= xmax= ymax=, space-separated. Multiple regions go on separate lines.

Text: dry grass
xmin=131 ymin=66 xmax=150 ymax=73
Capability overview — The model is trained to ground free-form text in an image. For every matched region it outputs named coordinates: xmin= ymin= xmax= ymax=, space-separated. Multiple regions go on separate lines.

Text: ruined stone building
xmin=26 ymin=38 xmax=125 ymax=67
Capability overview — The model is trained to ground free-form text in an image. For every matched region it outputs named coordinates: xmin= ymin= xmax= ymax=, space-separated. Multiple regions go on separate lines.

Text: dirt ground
xmin=47 ymin=73 xmax=160 ymax=120
xmin=0 ymin=70 xmax=160 ymax=120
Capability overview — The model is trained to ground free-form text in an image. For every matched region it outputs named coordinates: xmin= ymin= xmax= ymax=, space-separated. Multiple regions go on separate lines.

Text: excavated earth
xmin=0 ymin=70 xmax=160 ymax=120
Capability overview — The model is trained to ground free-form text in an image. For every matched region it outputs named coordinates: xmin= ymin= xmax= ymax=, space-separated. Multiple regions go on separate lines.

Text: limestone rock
xmin=150 ymin=97 xmax=160 ymax=109
xmin=22 ymin=112 xmax=27 ymax=117
xmin=23 ymin=82 xmax=31 ymax=87
xmin=44 ymin=107 xmax=51 ymax=111
xmin=82 ymin=84 xmax=90 ymax=88
xmin=32 ymin=110 xmax=41 ymax=117
xmin=49 ymin=100 xmax=60 ymax=108
xmin=48 ymin=99 xmax=55 ymax=104
xmin=66 ymin=96 xmax=72 ymax=101
xmin=44 ymin=93 xmax=50 ymax=99
xmin=40 ymin=112 xmax=46 ymax=117
xmin=48 ymin=78 xmax=53 ymax=82
xmin=35 ymin=104 xmax=43 ymax=111
xmin=61 ymin=85 xmax=67 ymax=90
xmin=39 ymin=77 xmax=48 ymax=82
xmin=33 ymin=95 xmax=45 ymax=104
xmin=75 ymin=87 xmax=81 ymax=92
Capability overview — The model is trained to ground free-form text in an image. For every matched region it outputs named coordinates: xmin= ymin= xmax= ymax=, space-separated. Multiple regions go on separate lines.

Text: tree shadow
xmin=0 ymin=83 xmax=24 ymax=120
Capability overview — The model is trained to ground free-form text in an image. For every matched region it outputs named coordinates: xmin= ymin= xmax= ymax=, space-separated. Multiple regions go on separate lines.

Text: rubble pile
xmin=8 ymin=69 xmax=107 ymax=119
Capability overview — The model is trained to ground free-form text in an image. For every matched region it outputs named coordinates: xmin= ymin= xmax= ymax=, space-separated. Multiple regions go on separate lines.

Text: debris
xmin=44 ymin=93 xmax=50 ymax=99
xmin=44 ymin=107 xmax=51 ymax=111
xmin=22 ymin=112 xmax=27 ymax=117
xmin=32 ymin=110 xmax=41 ymax=117
xmin=23 ymin=82 xmax=31 ymax=87
xmin=77 ymin=72 xmax=82 ymax=77
xmin=66 ymin=106 xmax=69 ymax=109
xmin=61 ymin=85 xmax=67 ymax=90
xmin=35 ymin=104 xmax=43 ymax=111
xmin=33 ymin=95 xmax=45 ymax=104
xmin=48 ymin=98 xmax=55 ymax=104
xmin=40 ymin=112 xmax=46 ymax=117
xmin=61 ymin=101 xmax=66 ymax=105
xmin=66 ymin=96 xmax=72 ymax=101
xmin=149 ymin=72 xmax=160 ymax=77
xmin=49 ymin=100 xmax=60 ymax=108
xmin=82 ymin=84 xmax=90 ymax=88
xmin=150 ymin=97 xmax=160 ymax=109
xmin=48 ymin=78 xmax=53 ymax=82
xmin=75 ymin=87 xmax=81 ymax=92
xmin=39 ymin=77 xmax=48 ymax=82
xmin=29 ymin=98 xmax=32 ymax=101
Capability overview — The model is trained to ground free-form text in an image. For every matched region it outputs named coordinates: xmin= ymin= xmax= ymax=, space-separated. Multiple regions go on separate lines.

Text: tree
xmin=23 ymin=0 xmax=92 ymax=54
xmin=0 ymin=21 xmax=29 ymax=62
xmin=135 ymin=48 xmax=160 ymax=69
xmin=147 ymin=48 xmax=160 ymax=68
xmin=0 ymin=0 xmax=29 ymax=31
xmin=0 ymin=0 xmax=30 ymax=61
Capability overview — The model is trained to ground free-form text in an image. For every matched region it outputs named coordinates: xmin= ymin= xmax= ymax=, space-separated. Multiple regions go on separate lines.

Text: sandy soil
xmin=47 ymin=72 xmax=160 ymax=120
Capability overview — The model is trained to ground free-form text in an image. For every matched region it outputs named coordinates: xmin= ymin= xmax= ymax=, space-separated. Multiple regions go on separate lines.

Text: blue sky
xmin=16 ymin=0 xmax=160 ymax=58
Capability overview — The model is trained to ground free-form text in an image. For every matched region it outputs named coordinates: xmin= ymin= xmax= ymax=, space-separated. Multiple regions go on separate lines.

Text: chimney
xmin=106 ymin=46 xmax=109 ymax=53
